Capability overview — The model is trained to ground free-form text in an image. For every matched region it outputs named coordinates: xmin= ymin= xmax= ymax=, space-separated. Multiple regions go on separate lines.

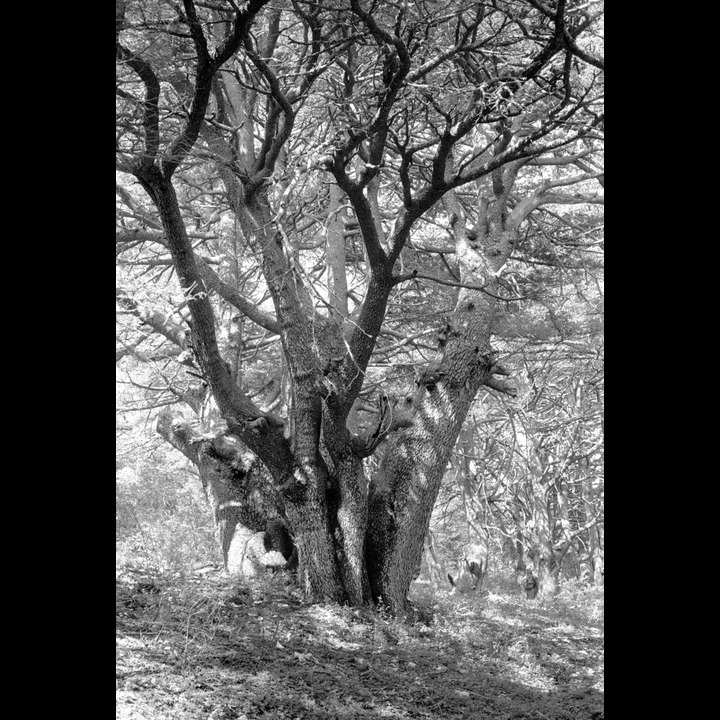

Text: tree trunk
xmin=366 ymin=185 xmax=519 ymax=613
xmin=118 ymin=0 xmax=604 ymax=617
xmin=332 ymin=452 xmax=373 ymax=604
xmin=156 ymin=411 xmax=284 ymax=571
xmin=527 ymin=448 xmax=557 ymax=600
xmin=147 ymin=163 xmax=524 ymax=613
xmin=238 ymin=193 xmax=354 ymax=602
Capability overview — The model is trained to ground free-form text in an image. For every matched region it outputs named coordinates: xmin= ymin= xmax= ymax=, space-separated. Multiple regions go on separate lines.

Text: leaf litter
xmin=116 ymin=571 xmax=603 ymax=719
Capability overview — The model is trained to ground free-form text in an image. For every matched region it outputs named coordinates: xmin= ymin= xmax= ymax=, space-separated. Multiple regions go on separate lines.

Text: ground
xmin=116 ymin=569 xmax=603 ymax=720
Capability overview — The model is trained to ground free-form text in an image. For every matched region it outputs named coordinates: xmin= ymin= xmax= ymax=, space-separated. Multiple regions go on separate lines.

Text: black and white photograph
xmin=116 ymin=1 xmax=604 ymax=717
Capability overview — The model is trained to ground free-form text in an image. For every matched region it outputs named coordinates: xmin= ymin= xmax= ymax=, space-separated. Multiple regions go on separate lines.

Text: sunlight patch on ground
xmin=117 ymin=574 xmax=604 ymax=720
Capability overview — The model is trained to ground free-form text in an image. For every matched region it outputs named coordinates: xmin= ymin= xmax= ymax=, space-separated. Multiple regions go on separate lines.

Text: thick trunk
xmin=365 ymin=186 xmax=518 ymax=613
xmin=283 ymin=489 xmax=344 ymax=601
xmin=366 ymin=282 xmax=502 ymax=612
xmin=333 ymin=453 xmax=372 ymax=604
xmin=238 ymin=193 xmax=350 ymax=601
xmin=368 ymin=374 xmax=472 ymax=606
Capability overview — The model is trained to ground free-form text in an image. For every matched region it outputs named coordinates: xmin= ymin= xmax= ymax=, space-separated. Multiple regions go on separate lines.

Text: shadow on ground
xmin=116 ymin=575 xmax=603 ymax=720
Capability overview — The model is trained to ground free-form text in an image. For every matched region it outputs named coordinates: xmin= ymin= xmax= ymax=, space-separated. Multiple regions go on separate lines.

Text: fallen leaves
xmin=116 ymin=576 xmax=604 ymax=719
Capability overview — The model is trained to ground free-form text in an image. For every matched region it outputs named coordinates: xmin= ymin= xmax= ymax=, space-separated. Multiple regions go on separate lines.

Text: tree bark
xmin=366 ymin=173 xmax=520 ymax=613
xmin=156 ymin=411 xmax=283 ymax=571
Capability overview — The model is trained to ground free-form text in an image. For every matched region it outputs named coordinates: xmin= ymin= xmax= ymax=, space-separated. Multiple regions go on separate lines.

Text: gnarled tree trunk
xmin=156 ymin=411 xmax=288 ymax=570
xmin=118 ymin=0 xmax=603 ymax=615
xmin=366 ymin=173 xmax=520 ymax=613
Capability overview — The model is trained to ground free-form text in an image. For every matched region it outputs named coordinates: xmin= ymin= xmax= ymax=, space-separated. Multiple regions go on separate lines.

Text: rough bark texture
xmin=156 ymin=411 xmax=283 ymax=571
xmin=365 ymin=177 xmax=520 ymax=613
xmin=236 ymin=194 xmax=350 ymax=602
xmin=366 ymin=291 xmax=496 ymax=611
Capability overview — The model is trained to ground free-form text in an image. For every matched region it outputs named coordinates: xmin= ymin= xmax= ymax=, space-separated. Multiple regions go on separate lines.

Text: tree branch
xmin=163 ymin=0 xmax=270 ymax=178
xmin=115 ymin=229 xmax=281 ymax=334
xmin=484 ymin=376 xmax=518 ymax=397
xmin=195 ymin=255 xmax=281 ymax=335
xmin=392 ymin=270 xmax=526 ymax=302
xmin=116 ymin=289 xmax=187 ymax=348
xmin=115 ymin=44 xmax=160 ymax=171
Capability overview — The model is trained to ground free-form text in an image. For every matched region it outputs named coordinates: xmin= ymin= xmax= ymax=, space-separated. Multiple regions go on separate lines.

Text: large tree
xmin=116 ymin=0 xmax=604 ymax=614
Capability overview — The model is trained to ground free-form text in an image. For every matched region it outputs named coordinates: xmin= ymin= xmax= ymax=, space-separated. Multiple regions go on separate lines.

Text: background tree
xmin=116 ymin=0 xmax=604 ymax=614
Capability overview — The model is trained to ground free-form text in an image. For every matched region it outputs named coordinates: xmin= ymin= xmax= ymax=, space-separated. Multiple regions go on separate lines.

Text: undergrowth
xmin=117 ymin=565 xmax=603 ymax=720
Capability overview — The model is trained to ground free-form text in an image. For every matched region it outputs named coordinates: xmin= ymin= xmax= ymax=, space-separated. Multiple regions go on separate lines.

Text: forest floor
xmin=116 ymin=568 xmax=603 ymax=720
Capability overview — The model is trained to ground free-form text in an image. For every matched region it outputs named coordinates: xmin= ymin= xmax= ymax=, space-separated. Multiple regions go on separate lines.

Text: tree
xmin=421 ymin=237 xmax=604 ymax=600
xmin=116 ymin=0 xmax=604 ymax=614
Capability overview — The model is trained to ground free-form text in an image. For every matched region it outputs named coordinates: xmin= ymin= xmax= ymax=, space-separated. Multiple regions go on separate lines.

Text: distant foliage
xmin=116 ymin=450 xmax=219 ymax=574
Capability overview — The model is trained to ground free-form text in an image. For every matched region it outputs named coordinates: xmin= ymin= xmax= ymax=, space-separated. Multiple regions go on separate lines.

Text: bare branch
xmin=163 ymin=0 xmax=270 ymax=178
xmin=116 ymin=289 xmax=187 ymax=348
xmin=393 ymin=270 xmax=526 ymax=302
xmin=484 ymin=376 xmax=517 ymax=396
xmin=195 ymin=255 xmax=281 ymax=335
xmin=116 ymin=45 xmax=161 ymax=171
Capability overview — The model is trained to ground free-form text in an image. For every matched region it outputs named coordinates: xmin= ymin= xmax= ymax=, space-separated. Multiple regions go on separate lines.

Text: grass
xmin=116 ymin=568 xmax=603 ymax=719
